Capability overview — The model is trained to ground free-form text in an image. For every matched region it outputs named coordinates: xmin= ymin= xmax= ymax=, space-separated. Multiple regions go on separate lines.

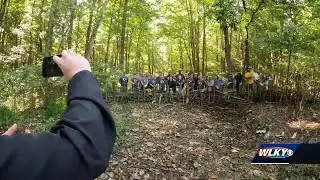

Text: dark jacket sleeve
xmin=0 ymin=70 xmax=116 ymax=180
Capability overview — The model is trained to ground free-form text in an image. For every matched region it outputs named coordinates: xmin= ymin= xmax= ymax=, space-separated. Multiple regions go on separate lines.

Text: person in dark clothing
xmin=0 ymin=50 xmax=116 ymax=180
xmin=193 ymin=73 xmax=199 ymax=90
xmin=166 ymin=72 xmax=176 ymax=93
xmin=235 ymin=71 xmax=244 ymax=93
xmin=157 ymin=73 xmax=167 ymax=92
xmin=141 ymin=74 xmax=148 ymax=91
xmin=146 ymin=73 xmax=154 ymax=91
xmin=119 ymin=72 xmax=128 ymax=93
xmin=132 ymin=73 xmax=140 ymax=93
xmin=176 ymin=70 xmax=185 ymax=94
xmin=186 ymin=73 xmax=195 ymax=91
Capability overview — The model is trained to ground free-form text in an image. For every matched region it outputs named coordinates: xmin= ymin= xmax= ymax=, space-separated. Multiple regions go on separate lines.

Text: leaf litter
xmin=96 ymin=102 xmax=320 ymax=180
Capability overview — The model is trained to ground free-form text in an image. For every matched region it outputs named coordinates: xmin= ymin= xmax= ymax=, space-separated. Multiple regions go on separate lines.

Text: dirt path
xmin=98 ymin=103 xmax=320 ymax=180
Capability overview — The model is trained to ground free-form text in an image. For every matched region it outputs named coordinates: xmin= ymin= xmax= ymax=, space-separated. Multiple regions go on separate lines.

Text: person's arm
xmin=0 ymin=53 xmax=116 ymax=180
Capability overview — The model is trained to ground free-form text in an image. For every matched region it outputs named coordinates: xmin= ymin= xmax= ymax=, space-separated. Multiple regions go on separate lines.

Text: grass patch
xmin=0 ymin=106 xmax=19 ymax=129
xmin=0 ymin=98 xmax=66 ymax=133
xmin=115 ymin=117 xmax=134 ymax=137
xmin=311 ymin=102 xmax=320 ymax=111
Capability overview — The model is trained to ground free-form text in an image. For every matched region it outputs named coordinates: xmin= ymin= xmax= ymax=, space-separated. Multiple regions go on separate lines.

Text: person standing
xmin=0 ymin=50 xmax=116 ymax=180
xmin=146 ymin=73 xmax=154 ymax=91
xmin=141 ymin=74 xmax=148 ymax=91
xmin=176 ymin=70 xmax=185 ymax=94
xmin=132 ymin=73 xmax=140 ymax=93
xmin=245 ymin=66 xmax=254 ymax=92
xmin=235 ymin=71 xmax=244 ymax=93
xmin=228 ymin=73 xmax=235 ymax=91
xmin=119 ymin=73 xmax=128 ymax=93
xmin=218 ymin=76 xmax=225 ymax=91
xmin=186 ymin=73 xmax=195 ymax=91
xmin=166 ymin=72 xmax=177 ymax=93
xmin=193 ymin=73 xmax=199 ymax=90
xmin=208 ymin=76 xmax=214 ymax=91
xmin=262 ymin=73 xmax=269 ymax=90
xmin=158 ymin=73 xmax=167 ymax=92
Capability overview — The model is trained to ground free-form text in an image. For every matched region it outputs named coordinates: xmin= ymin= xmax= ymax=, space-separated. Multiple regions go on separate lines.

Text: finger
xmin=67 ymin=50 xmax=74 ymax=55
xmin=53 ymin=55 xmax=62 ymax=66
xmin=61 ymin=50 xmax=69 ymax=57
xmin=25 ymin=129 xmax=31 ymax=134
xmin=2 ymin=124 xmax=18 ymax=136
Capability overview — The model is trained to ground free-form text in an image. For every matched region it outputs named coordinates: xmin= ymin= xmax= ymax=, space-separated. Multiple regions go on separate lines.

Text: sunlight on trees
xmin=0 ymin=0 xmax=318 ymax=111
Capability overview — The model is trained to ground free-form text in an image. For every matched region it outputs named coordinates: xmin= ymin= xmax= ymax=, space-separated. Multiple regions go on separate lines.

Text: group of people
xmin=119 ymin=66 xmax=270 ymax=94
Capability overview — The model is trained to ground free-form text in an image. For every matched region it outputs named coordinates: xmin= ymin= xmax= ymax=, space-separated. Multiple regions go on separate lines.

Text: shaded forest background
xmin=0 ymin=0 xmax=319 ymax=129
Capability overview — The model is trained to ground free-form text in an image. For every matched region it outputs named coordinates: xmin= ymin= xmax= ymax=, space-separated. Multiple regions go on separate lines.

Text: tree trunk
xmin=179 ymin=37 xmax=184 ymax=70
xmin=244 ymin=26 xmax=250 ymax=67
xmin=186 ymin=0 xmax=196 ymax=73
xmin=126 ymin=32 xmax=131 ymax=74
xmin=222 ymin=23 xmax=233 ymax=73
xmin=148 ymin=52 xmax=151 ymax=74
xmin=119 ymin=0 xmax=129 ymax=68
xmin=84 ymin=0 xmax=97 ymax=56
xmin=0 ymin=0 xmax=8 ymax=28
xmin=195 ymin=18 xmax=200 ymax=74
xmin=151 ymin=41 xmax=154 ymax=75
xmin=0 ymin=0 xmax=8 ymax=52
xmin=243 ymin=0 xmax=265 ymax=68
xmin=85 ymin=0 xmax=109 ymax=61
xmin=183 ymin=39 xmax=192 ymax=71
xmin=286 ymin=48 xmax=292 ymax=92
xmin=45 ymin=0 xmax=58 ymax=55
xmin=202 ymin=2 xmax=206 ymax=75
xmin=105 ymin=16 xmax=114 ymax=67
xmin=67 ymin=0 xmax=77 ymax=49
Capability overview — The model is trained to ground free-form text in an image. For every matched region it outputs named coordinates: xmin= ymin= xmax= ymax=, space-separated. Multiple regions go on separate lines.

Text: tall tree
xmin=119 ymin=0 xmax=129 ymax=68
xmin=84 ymin=0 xmax=97 ymax=57
xmin=45 ymin=0 xmax=58 ymax=55
xmin=242 ymin=0 xmax=266 ymax=67
xmin=67 ymin=0 xmax=77 ymax=49
xmin=85 ymin=0 xmax=110 ymax=60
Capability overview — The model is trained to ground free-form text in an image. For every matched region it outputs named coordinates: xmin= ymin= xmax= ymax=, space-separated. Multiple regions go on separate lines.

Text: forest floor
xmin=98 ymin=102 xmax=320 ymax=180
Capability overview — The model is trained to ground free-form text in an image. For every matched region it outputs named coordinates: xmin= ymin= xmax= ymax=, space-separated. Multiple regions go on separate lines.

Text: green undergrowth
xmin=0 ymin=99 xmax=135 ymax=142
xmin=311 ymin=102 xmax=320 ymax=111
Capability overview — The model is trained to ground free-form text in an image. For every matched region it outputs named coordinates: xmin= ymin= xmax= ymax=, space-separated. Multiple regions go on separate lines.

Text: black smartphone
xmin=42 ymin=55 xmax=63 ymax=78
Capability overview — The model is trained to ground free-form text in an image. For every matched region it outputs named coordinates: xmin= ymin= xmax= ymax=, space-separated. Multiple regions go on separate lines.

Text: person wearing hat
xmin=245 ymin=66 xmax=254 ymax=92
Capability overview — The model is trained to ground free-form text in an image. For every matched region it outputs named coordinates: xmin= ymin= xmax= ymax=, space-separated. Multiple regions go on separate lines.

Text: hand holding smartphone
xmin=42 ymin=55 xmax=63 ymax=78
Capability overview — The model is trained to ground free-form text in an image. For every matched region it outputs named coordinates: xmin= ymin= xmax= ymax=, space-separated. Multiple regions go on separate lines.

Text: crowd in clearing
xmin=118 ymin=66 xmax=269 ymax=94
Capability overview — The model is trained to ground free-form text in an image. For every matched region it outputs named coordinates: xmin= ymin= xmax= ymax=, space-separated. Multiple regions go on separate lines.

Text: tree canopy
xmin=0 ymin=0 xmax=319 ymax=110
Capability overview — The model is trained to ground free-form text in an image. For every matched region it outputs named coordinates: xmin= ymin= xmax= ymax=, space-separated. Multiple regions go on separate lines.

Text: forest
xmin=0 ymin=0 xmax=320 ymax=179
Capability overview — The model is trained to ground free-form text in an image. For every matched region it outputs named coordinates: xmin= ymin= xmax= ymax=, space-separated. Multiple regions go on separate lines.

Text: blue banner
xmin=252 ymin=143 xmax=304 ymax=164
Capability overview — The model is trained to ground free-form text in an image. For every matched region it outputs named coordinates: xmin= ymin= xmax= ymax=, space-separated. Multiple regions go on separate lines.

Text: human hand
xmin=53 ymin=50 xmax=91 ymax=81
xmin=2 ymin=124 xmax=32 ymax=136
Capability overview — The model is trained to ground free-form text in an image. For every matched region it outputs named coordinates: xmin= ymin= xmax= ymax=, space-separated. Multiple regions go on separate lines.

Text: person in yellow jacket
xmin=245 ymin=66 xmax=254 ymax=92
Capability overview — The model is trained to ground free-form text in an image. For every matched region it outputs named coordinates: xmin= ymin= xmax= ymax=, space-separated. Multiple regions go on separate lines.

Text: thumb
xmin=53 ymin=55 xmax=63 ymax=66
xmin=2 ymin=124 xmax=18 ymax=136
